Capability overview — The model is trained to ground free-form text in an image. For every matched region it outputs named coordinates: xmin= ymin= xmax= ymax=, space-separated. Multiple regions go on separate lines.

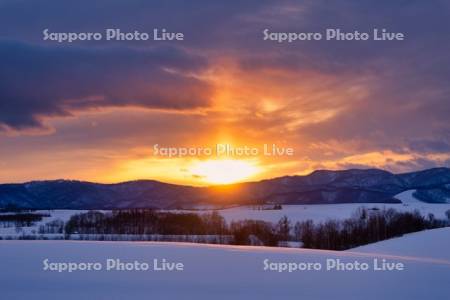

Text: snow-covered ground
xmin=395 ymin=189 xmax=423 ymax=204
xmin=349 ymin=227 xmax=450 ymax=261
xmin=0 ymin=210 xmax=86 ymax=236
xmin=211 ymin=202 xmax=450 ymax=224
xmin=181 ymin=190 xmax=450 ymax=224
xmin=0 ymin=228 xmax=449 ymax=300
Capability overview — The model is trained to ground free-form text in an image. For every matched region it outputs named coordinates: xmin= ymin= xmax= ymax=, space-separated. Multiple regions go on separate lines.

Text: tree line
xmin=53 ymin=207 xmax=450 ymax=248
xmin=64 ymin=209 xmax=290 ymax=246
xmin=65 ymin=210 xmax=228 ymax=236
xmin=0 ymin=213 xmax=49 ymax=228
xmin=294 ymin=207 xmax=448 ymax=250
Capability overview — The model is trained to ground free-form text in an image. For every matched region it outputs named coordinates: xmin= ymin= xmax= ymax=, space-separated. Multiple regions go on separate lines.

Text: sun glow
xmin=189 ymin=159 xmax=260 ymax=185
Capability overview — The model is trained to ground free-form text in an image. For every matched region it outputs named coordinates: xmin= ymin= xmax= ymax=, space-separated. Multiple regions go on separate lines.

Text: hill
xmin=0 ymin=168 xmax=449 ymax=209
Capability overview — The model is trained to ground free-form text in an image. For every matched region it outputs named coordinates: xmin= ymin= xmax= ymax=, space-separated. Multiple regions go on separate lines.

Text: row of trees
xmin=294 ymin=207 xmax=447 ymax=250
xmin=0 ymin=213 xmax=49 ymax=228
xmin=64 ymin=209 xmax=290 ymax=246
xmin=61 ymin=207 xmax=449 ymax=248
xmin=65 ymin=210 xmax=228 ymax=236
xmin=38 ymin=219 xmax=64 ymax=234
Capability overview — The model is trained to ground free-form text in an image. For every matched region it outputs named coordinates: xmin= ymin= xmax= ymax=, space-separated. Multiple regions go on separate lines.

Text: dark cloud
xmin=0 ymin=41 xmax=212 ymax=130
xmin=407 ymin=139 xmax=450 ymax=154
xmin=390 ymin=157 xmax=450 ymax=172
xmin=0 ymin=0 xmax=271 ymax=46
xmin=335 ymin=159 xmax=444 ymax=174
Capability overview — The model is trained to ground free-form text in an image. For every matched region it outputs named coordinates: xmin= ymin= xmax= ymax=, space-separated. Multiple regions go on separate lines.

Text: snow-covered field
xmin=0 ymin=228 xmax=449 ymax=300
xmin=350 ymin=227 xmax=450 ymax=262
xmin=211 ymin=198 xmax=450 ymax=225
xmin=215 ymin=203 xmax=450 ymax=224
xmin=180 ymin=190 xmax=450 ymax=224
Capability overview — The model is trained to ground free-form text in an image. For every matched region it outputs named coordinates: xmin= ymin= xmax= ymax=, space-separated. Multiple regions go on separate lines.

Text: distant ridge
xmin=0 ymin=168 xmax=449 ymax=209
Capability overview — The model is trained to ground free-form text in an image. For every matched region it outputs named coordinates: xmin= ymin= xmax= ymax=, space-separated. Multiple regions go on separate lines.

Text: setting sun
xmin=189 ymin=159 xmax=260 ymax=184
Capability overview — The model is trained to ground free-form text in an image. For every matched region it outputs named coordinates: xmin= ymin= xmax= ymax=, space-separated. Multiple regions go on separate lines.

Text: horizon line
xmin=1 ymin=166 xmax=448 ymax=187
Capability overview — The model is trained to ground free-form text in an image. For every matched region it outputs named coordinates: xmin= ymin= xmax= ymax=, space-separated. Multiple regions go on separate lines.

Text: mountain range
xmin=0 ymin=168 xmax=449 ymax=210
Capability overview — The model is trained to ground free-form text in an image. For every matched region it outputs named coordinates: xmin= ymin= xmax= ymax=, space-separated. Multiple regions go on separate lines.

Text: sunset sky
xmin=0 ymin=1 xmax=449 ymax=185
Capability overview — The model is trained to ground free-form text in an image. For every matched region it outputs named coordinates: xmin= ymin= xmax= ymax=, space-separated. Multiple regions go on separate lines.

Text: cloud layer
xmin=0 ymin=0 xmax=449 ymax=182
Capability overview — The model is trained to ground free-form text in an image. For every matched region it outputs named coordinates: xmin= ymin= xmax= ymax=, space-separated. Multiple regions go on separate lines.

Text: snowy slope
xmin=1 ymin=230 xmax=450 ymax=300
xmin=394 ymin=190 xmax=422 ymax=204
xmin=349 ymin=227 xmax=450 ymax=261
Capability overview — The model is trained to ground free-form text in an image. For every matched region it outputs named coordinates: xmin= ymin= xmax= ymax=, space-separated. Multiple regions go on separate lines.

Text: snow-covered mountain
xmin=1 ymin=168 xmax=450 ymax=209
